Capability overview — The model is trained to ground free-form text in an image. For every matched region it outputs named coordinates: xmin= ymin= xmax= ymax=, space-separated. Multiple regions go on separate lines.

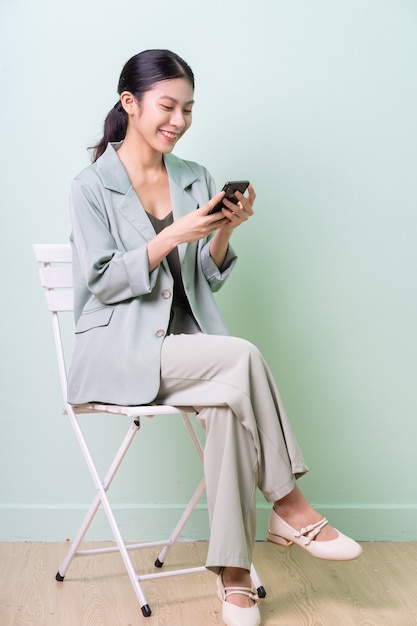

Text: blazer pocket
xmin=75 ymin=306 xmax=114 ymax=334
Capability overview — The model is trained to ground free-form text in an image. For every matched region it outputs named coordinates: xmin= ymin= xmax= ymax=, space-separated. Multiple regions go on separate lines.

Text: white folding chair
xmin=33 ymin=243 xmax=266 ymax=618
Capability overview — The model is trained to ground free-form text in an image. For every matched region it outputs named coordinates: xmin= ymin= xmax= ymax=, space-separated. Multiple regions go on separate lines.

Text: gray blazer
xmin=67 ymin=143 xmax=237 ymax=405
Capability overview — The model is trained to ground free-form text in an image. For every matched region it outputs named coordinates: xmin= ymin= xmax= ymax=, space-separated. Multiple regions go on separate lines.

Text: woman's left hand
xmin=208 ymin=184 xmax=256 ymax=268
xmin=217 ymin=183 xmax=256 ymax=233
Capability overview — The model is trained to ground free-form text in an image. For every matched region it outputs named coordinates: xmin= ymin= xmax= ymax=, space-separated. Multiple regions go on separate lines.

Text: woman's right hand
xmin=146 ymin=191 xmax=227 ymax=271
xmin=168 ymin=191 xmax=228 ymax=243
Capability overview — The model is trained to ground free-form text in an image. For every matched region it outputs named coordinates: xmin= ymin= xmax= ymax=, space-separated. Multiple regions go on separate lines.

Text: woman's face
xmin=127 ymin=77 xmax=194 ymax=153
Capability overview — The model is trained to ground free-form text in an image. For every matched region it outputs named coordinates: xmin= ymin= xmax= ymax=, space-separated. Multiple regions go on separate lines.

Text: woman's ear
xmin=120 ymin=91 xmax=138 ymax=115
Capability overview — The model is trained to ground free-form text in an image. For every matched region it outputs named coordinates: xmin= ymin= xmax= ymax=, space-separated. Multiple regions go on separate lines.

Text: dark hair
xmin=91 ymin=49 xmax=194 ymax=161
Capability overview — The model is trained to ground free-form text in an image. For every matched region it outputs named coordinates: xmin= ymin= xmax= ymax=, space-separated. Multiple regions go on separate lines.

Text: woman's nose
xmin=170 ymin=109 xmax=185 ymax=129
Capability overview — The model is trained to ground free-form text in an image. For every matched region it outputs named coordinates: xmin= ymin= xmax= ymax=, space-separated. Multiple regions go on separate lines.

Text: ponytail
xmin=91 ymin=100 xmax=127 ymax=162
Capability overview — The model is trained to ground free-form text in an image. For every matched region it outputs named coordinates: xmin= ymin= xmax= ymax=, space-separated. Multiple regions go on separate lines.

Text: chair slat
xmin=45 ymin=290 xmax=74 ymax=312
xmin=33 ymin=243 xmax=71 ymax=263
xmin=40 ymin=267 xmax=73 ymax=289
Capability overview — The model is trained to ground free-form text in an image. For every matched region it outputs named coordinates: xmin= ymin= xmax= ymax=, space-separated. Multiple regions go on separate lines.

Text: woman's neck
xmin=117 ymin=134 xmax=165 ymax=184
xmin=115 ymin=134 xmax=171 ymax=218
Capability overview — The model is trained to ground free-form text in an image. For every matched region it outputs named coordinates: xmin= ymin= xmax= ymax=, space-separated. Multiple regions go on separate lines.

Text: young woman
xmin=67 ymin=49 xmax=361 ymax=626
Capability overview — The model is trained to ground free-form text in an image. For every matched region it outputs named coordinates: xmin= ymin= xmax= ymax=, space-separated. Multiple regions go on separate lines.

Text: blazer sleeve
xmin=70 ymin=176 xmax=160 ymax=306
xmin=198 ymin=167 xmax=238 ymax=292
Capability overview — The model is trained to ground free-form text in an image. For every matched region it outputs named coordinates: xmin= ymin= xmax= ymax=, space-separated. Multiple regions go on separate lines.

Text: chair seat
xmin=70 ymin=403 xmax=185 ymax=417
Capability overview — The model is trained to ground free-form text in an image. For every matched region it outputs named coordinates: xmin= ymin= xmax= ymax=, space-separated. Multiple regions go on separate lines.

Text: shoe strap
xmin=295 ymin=517 xmax=328 ymax=545
xmin=224 ymin=586 xmax=258 ymax=602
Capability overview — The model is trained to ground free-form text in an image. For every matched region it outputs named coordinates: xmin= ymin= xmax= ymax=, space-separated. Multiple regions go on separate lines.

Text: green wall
xmin=1 ymin=0 xmax=416 ymax=542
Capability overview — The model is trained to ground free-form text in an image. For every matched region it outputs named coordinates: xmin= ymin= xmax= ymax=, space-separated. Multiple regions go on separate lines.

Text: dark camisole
xmin=146 ymin=211 xmax=200 ymax=335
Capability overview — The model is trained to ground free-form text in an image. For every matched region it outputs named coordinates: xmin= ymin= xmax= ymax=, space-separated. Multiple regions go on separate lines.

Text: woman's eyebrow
xmin=159 ymin=96 xmax=195 ymax=105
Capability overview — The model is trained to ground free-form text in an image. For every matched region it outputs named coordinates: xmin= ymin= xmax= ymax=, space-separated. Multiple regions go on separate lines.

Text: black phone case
xmin=208 ymin=180 xmax=249 ymax=214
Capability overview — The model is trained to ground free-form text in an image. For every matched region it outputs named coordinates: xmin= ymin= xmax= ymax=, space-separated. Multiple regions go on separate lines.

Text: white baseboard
xmin=1 ymin=503 xmax=416 ymax=542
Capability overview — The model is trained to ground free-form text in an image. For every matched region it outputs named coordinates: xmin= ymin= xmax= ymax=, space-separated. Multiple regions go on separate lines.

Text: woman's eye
xmin=161 ymin=104 xmax=192 ymax=115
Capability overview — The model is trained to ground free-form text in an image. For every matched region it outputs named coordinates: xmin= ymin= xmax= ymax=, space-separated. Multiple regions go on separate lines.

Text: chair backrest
xmin=33 ymin=244 xmax=73 ymax=400
xmin=33 ymin=244 xmax=73 ymax=309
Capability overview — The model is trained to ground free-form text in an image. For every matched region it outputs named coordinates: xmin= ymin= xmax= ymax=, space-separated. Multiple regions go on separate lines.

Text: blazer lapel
xmin=97 ymin=142 xmax=156 ymax=242
xmin=117 ymin=187 xmax=156 ymax=242
xmin=165 ymin=154 xmax=199 ymax=265
xmin=97 ymin=144 xmax=200 ymax=263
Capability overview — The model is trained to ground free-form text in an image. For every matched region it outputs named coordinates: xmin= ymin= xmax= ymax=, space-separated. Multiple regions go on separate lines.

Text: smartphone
xmin=208 ymin=180 xmax=250 ymax=214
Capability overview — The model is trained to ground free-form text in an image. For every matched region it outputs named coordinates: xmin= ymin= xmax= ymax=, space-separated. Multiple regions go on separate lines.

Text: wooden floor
xmin=1 ymin=541 xmax=416 ymax=625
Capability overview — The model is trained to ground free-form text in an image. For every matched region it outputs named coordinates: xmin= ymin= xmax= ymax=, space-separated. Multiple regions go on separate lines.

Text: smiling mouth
xmin=160 ymin=130 xmax=180 ymax=141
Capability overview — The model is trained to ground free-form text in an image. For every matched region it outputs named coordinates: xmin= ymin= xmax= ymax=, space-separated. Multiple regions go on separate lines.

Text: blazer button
xmin=156 ymin=329 xmax=165 ymax=338
xmin=162 ymin=289 xmax=171 ymax=299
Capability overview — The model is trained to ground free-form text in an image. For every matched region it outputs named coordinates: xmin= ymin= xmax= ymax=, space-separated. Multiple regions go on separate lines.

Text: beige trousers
xmin=155 ymin=333 xmax=308 ymax=574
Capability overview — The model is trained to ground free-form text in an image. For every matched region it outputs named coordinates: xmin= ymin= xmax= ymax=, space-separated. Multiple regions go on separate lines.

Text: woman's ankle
xmin=273 ymin=486 xmax=338 ymax=541
xmin=221 ymin=567 xmax=255 ymax=608
xmin=274 ymin=485 xmax=309 ymax=517
xmin=222 ymin=566 xmax=251 ymax=587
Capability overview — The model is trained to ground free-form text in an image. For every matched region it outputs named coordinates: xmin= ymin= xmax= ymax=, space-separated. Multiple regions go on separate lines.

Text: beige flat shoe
xmin=217 ymin=573 xmax=261 ymax=626
xmin=267 ymin=509 xmax=362 ymax=561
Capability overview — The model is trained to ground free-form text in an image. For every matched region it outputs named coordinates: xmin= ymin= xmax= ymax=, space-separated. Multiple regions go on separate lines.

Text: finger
xmin=210 ymin=210 xmax=229 ymax=223
xmin=247 ymin=183 xmax=256 ymax=203
xmin=201 ymin=191 xmax=225 ymax=215
xmin=208 ymin=216 xmax=230 ymax=232
xmin=223 ymin=196 xmax=252 ymax=218
xmin=215 ymin=216 xmax=231 ymax=227
xmin=232 ymin=183 xmax=255 ymax=202
xmin=220 ymin=205 xmax=247 ymax=227
xmin=234 ymin=187 xmax=255 ymax=215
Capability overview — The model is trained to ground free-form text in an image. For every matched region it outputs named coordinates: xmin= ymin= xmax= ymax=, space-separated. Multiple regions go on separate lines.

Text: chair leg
xmin=56 ymin=406 xmax=266 ymax=616
xmin=56 ymin=416 xmax=140 ymax=578
xmin=56 ymin=490 xmax=102 ymax=580
xmin=250 ymin=564 xmax=267 ymax=598
xmin=154 ymin=476 xmax=206 ymax=566
xmin=154 ymin=411 xmax=206 ymax=567
xmin=181 ymin=411 xmax=204 ymax=463
xmin=55 ymin=413 xmax=153 ymax=613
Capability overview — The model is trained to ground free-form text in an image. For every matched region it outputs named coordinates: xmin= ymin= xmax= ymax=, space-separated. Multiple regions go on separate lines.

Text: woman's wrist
xmin=147 ymin=228 xmax=179 ymax=271
xmin=209 ymin=229 xmax=231 ymax=269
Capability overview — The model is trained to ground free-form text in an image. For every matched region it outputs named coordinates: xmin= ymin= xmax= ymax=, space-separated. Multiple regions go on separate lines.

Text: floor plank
xmin=1 ymin=541 xmax=416 ymax=625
